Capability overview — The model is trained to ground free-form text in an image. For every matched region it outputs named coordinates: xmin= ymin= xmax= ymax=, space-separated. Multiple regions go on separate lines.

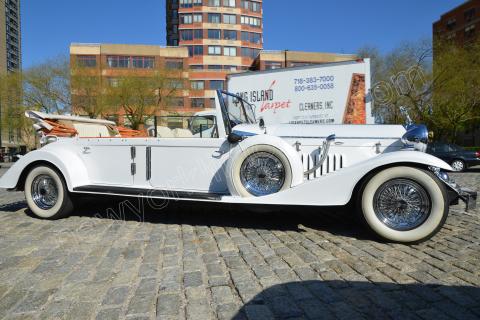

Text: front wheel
xmin=24 ymin=166 xmax=74 ymax=219
xmin=358 ymin=166 xmax=448 ymax=244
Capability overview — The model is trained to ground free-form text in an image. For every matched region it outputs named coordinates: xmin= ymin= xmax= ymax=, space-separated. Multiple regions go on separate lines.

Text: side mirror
xmin=227 ymin=132 xmax=243 ymax=144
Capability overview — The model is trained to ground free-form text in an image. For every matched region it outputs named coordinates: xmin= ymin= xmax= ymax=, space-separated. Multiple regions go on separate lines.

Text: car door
xmin=147 ymin=113 xmax=230 ymax=194
xmin=78 ymin=139 xmax=134 ymax=186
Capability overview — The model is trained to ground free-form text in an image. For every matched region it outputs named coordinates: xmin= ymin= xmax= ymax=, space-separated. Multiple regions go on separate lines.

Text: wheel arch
xmin=0 ymin=147 xmax=90 ymax=192
xmin=349 ymin=162 xmax=437 ymax=206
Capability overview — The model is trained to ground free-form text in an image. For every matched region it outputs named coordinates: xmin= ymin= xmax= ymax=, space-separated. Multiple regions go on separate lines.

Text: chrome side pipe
xmin=304 ymin=134 xmax=336 ymax=176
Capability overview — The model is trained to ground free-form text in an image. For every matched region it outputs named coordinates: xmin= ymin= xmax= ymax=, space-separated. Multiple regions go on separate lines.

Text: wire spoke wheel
xmin=240 ymin=152 xmax=286 ymax=196
xmin=373 ymin=178 xmax=431 ymax=231
xmin=31 ymin=174 xmax=58 ymax=210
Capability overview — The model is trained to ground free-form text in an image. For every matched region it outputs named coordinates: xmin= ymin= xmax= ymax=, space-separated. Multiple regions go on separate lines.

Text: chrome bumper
xmin=458 ymin=188 xmax=477 ymax=211
xmin=429 ymin=166 xmax=478 ymax=211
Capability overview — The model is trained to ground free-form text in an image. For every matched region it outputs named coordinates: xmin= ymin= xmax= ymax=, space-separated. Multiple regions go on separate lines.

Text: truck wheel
xmin=24 ymin=166 xmax=74 ymax=219
xmin=229 ymin=145 xmax=292 ymax=197
xmin=358 ymin=166 xmax=448 ymax=244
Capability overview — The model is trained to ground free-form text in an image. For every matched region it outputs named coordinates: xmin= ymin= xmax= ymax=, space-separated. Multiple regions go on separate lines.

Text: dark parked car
xmin=427 ymin=142 xmax=480 ymax=172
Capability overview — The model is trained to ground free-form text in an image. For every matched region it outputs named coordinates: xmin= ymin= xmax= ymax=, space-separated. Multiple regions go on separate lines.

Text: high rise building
xmin=166 ymin=0 xmax=263 ymax=109
xmin=0 ymin=0 xmax=21 ymax=73
xmin=433 ymin=0 xmax=479 ymax=46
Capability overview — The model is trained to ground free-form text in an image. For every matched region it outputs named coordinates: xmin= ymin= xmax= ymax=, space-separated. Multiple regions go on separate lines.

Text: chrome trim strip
xmin=280 ymin=136 xmax=401 ymax=140
xmin=146 ymin=147 xmax=152 ymax=181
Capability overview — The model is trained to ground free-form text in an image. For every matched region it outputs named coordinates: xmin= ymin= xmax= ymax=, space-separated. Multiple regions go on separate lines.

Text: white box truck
xmin=227 ymin=59 xmax=374 ymax=125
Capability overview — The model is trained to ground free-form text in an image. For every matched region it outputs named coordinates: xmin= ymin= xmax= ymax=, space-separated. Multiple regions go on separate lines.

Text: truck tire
xmin=228 ymin=145 xmax=293 ymax=197
xmin=358 ymin=166 xmax=448 ymax=243
xmin=24 ymin=165 xmax=74 ymax=219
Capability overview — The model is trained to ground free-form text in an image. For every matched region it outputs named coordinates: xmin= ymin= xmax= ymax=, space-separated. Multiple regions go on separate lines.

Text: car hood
xmin=233 ymin=124 xmax=407 ymax=139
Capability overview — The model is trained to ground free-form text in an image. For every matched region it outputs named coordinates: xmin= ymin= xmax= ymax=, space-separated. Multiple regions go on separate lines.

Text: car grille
xmin=302 ymin=152 xmax=345 ymax=180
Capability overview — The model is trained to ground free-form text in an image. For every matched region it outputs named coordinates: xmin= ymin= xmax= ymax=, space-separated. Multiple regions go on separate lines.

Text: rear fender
xmin=0 ymin=146 xmax=89 ymax=192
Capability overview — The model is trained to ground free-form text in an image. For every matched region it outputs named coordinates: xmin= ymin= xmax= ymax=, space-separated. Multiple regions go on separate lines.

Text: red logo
xmin=259 ymin=80 xmax=291 ymax=114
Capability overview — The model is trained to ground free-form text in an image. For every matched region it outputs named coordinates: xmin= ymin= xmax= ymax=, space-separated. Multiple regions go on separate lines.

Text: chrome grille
xmin=302 ymin=152 xmax=345 ymax=180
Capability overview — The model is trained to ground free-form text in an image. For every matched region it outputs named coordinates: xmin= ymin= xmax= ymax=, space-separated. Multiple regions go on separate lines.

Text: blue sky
xmin=22 ymin=0 xmax=465 ymax=68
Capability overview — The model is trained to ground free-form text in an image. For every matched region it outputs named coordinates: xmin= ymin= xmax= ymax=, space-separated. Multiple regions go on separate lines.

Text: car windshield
xmin=220 ymin=91 xmax=256 ymax=125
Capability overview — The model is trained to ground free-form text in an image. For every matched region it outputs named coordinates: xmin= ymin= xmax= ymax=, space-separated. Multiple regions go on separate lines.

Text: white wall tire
xmin=24 ymin=166 xmax=74 ymax=219
xmin=358 ymin=166 xmax=448 ymax=243
xmin=228 ymin=145 xmax=293 ymax=198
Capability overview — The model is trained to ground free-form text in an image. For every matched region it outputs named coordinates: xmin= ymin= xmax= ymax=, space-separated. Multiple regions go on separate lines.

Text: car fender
xmin=222 ymin=150 xmax=453 ymax=206
xmin=0 ymin=143 xmax=90 ymax=191
xmin=225 ymin=135 xmax=304 ymax=195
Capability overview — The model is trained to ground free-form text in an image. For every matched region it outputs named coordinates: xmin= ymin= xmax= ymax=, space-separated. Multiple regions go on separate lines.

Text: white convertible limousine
xmin=0 ymin=91 xmax=476 ymax=243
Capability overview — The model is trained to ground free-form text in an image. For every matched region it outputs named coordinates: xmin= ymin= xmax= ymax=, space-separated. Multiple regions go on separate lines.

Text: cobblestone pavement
xmin=0 ymin=164 xmax=479 ymax=320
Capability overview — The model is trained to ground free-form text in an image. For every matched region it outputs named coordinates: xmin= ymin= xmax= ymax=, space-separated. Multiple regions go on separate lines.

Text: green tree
xmin=107 ymin=70 xmax=183 ymax=130
xmin=70 ymin=68 xmax=108 ymax=118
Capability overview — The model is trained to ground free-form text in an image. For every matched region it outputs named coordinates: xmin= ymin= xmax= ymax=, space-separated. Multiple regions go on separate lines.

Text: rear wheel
xmin=451 ymin=160 xmax=466 ymax=172
xmin=24 ymin=166 xmax=74 ymax=219
xmin=358 ymin=166 xmax=449 ymax=243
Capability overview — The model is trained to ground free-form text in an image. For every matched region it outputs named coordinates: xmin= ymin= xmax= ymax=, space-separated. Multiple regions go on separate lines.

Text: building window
xmin=190 ymin=65 xmax=204 ymax=70
xmin=208 ymin=29 xmax=221 ymax=39
xmin=169 ymin=97 xmax=185 ymax=107
xmin=181 ymin=29 xmax=193 ymax=41
xmin=241 ymin=31 xmax=261 ymax=43
xmin=208 ymin=46 xmax=222 ymax=55
xmin=188 ymin=45 xmax=204 ymax=56
xmin=251 ymin=1 xmax=261 ymax=12
xmin=223 ymin=0 xmax=235 ymax=7
xmin=107 ymin=56 xmax=130 ymax=68
xmin=165 ymin=60 xmax=184 ymax=69
xmin=132 ymin=56 xmax=155 ymax=69
xmin=169 ymin=79 xmax=184 ymax=89
xmin=191 ymin=80 xmax=205 ymax=90
xmin=208 ymin=0 xmax=220 ymax=7
xmin=465 ymin=24 xmax=476 ymax=38
xmin=241 ymin=47 xmax=260 ymax=58
xmin=446 ymin=18 xmax=456 ymax=31
xmin=465 ymin=8 xmax=476 ymax=22
xmin=223 ymin=14 xmax=236 ymax=24
xmin=193 ymin=13 xmax=203 ymax=23
xmin=210 ymin=80 xmax=224 ymax=90
xmin=193 ymin=0 xmax=202 ymax=6
xmin=241 ymin=16 xmax=261 ymax=27
xmin=224 ymin=46 xmax=237 ymax=56
xmin=241 ymin=0 xmax=249 ymax=10
xmin=224 ymin=65 xmax=237 ymax=71
xmin=208 ymin=65 xmax=222 ymax=70
xmin=77 ymin=55 xmax=96 ymax=68
xmin=180 ymin=0 xmax=193 ymax=8
xmin=191 ymin=98 xmax=205 ymax=108
xmin=180 ymin=14 xmax=193 ymax=24
xmin=193 ymin=29 xmax=203 ymax=39
xmin=224 ymin=30 xmax=237 ymax=40
xmin=265 ymin=61 xmax=282 ymax=70
xmin=107 ymin=78 xmax=120 ymax=87
xmin=208 ymin=13 xmax=221 ymax=23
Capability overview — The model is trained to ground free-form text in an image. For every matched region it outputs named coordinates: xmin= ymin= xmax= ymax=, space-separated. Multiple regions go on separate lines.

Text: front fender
xmin=222 ymin=150 xmax=453 ymax=206
xmin=0 ymin=144 xmax=90 ymax=192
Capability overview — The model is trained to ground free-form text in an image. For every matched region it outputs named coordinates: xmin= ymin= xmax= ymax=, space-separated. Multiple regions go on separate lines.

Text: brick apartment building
xmin=166 ymin=0 xmax=263 ymax=109
xmin=70 ymin=43 xmax=193 ymax=123
xmin=433 ymin=0 xmax=479 ymax=45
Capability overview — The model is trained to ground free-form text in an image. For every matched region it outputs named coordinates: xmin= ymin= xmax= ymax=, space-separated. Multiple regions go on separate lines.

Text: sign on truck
xmin=227 ymin=59 xmax=374 ymax=125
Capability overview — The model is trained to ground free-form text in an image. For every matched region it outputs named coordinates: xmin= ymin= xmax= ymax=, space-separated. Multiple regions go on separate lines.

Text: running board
xmin=73 ymin=185 xmax=225 ymax=201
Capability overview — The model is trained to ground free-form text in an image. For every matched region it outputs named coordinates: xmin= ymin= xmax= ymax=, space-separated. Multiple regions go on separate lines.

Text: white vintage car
xmin=0 ymin=91 xmax=476 ymax=243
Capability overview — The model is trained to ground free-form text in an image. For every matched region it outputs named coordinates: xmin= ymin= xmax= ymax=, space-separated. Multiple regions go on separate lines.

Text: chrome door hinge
xmin=131 ymin=146 xmax=136 ymax=160
xmin=131 ymin=163 xmax=136 ymax=176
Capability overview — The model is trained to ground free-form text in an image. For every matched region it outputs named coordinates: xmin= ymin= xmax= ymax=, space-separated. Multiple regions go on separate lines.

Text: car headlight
xmin=402 ymin=124 xmax=428 ymax=152
xmin=240 ymin=152 xmax=285 ymax=196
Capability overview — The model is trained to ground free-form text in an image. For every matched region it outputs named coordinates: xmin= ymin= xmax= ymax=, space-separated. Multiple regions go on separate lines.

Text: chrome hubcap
xmin=31 ymin=175 xmax=58 ymax=210
xmin=240 ymin=152 xmax=285 ymax=196
xmin=373 ymin=179 xmax=431 ymax=231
